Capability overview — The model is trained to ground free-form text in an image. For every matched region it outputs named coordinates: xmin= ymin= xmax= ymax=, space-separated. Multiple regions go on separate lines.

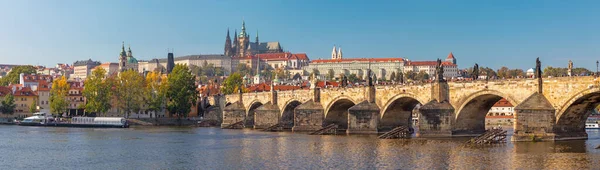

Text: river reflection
xmin=0 ymin=126 xmax=598 ymax=169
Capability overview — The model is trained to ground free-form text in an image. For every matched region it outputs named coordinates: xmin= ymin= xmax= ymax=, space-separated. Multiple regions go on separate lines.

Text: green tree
xmin=221 ymin=72 xmax=243 ymax=94
xmin=236 ymin=63 xmax=252 ymax=76
xmin=114 ymin=70 xmax=145 ymax=118
xmin=215 ymin=67 xmax=224 ymax=76
xmin=29 ymin=98 xmax=37 ymax=113
xmin=573 ymin=67 xmax=591 ymax=76
xmin=0 ymin=94 xmax=16 ymax=116
xmin=145 ymin=71 xmax=168 ymax=119
xmin=49 ymin=76 xmax=70 ymax=117
xmin=83 ymin=67 xmax=112 ymax=116
xmin=416 ymin=71 xmax=429 ymax=81
xmin=405 ymin=71 xmax=417 ymax=81
xmin=166 ymin=64 xmax=198 ymax=118
xmin=497 ymin=66 xmax=509 ymax=78
xmin=347 ymin=73 xmax=358 ymax=83
xmin=327 ymin=69 xmax=335 ymax=80
xmin=0 ymin=65 xmax=37 ymax=86
xmin=189 ymin=65 xmax=203 ymax=76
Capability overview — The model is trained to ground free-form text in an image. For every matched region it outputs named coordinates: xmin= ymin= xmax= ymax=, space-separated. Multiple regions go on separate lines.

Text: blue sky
xmin=0 ymin=0 xmax=599 ymax=70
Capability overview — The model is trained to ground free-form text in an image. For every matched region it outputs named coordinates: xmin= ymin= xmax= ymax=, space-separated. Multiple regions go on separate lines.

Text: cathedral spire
xmin=225 ymin=28 xmax=232 ymax=56
xmin=337 ymin=47 xmax=342 ymax=59
xmin=331 ymin=45 xmax=337 ymax=59
xmin=255 ymin=30 xmax=259 ymax=44
xmin=240 ymin=20 xmax=247 ymax=37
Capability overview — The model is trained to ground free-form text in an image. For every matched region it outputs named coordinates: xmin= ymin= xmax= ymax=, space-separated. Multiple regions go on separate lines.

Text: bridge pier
xmin=347 ymin=101 xmax=380 ymax=134
xmin=221 ymin=90 xmax=246 ymax=128
xmin=347 ymin=86 xmax=380 ymax=134
xmin=417 ymin=100 xmax=455 ymax=137
xmin=254 ymin=88 xmax=280 ymax=129
xmin=254 ymin=102 xmax=280 ymax=129
xmin=292 ymin=86 xmax=324 ymax=132
xmin=221 ymin=102 xmax=246 ymax=128
xmin=512 ymin=92 xmax=557 ymax=141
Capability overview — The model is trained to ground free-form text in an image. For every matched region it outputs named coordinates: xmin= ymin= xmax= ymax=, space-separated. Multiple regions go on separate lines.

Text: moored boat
xmin=18 ymin=113 xmax=128 ymax=128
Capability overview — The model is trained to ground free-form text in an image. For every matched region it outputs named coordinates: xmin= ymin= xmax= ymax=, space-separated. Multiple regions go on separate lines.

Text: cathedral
xmin=224 ymin=21 xmax=284 ymax=57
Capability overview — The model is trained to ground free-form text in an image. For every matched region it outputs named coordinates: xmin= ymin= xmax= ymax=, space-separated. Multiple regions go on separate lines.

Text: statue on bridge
xmin=367 ymin=69 xmax=373 ymax=86
xmin=398 ymin=71 xmax=404 ymax=84
xmin=341 ymin=74 xmax=348 ymax=87
xmin=435 ymin=58 xmax=445 ymax=82
xmin=568 ymin=60 xmax=573 ymax=77
xmin=536 ymin=57 xmax=542 ymax=78
xmin=472 ymin=63 xmax=479 ymax=80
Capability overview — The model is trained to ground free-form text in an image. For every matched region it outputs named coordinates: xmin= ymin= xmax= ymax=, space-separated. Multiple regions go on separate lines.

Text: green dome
xmin=127 ymin=56 xmax=138 ymax=64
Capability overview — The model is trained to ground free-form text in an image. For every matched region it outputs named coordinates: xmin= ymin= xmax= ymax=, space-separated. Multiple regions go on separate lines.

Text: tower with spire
xmin=337 ymin=47 xmax=343 ymax=59
xmin=119 ymin=42 xmax=127 ymax=72
xmin=331 ymin=45 xmax=337 ymax=59
xmin=224 ymin=28 xmax=232 ymax=56
xmin=238 ymin=20 xmax=250 ymax=57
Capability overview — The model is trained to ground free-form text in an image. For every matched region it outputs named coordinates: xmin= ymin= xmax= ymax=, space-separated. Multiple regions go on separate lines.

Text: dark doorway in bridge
xmin=246 ymin=102 xmax=263 ymax=127
xmin=379 ymin=97 xmax=421 ymax=133
xmin=281 ymin=101 xmax=302 ymax=129
xmin=324 ymin=99 xmax=355 ymax=130
xmin=455 ymin=94 xmax=514 ymax=136
xmin=555 ymin=92 xmax=600 ymax=140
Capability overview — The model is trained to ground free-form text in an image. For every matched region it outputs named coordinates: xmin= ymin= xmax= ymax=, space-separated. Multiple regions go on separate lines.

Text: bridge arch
xmin=280 ymin=100 xmax=302 ymax=129
xmin=245 ymin=101 xmax=263 ymax=127
xmin=324 ymin=97 xmax=357 ymax=130
xmin=555 ymin=88 xmax=600 ymax=137
xmin=454 ymin=90 xmax=518 ymax=135
xmin=379 ymin=94 xmax=423 ymax=131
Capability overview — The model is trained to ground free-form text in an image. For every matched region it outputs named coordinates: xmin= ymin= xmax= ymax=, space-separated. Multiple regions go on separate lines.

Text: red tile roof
xmin=22 ymin=74 xmax=53 ymax=83
xmin=447 ymin=52 xmax=455 ymax=59
xmin=37 ymin=81 xmax=50 ymax=91
xmin=405 ymin=61 xmax=456 ymax=66
xmin=14 ymin=87 xmax=37 ymax=96
xmin=246 ymin=83 xmax=303 ymax=92
xmin=311 ymin=58 xmax=405 ymax=63
xmin=0 ymin=86 xmax=11 ymax=96
xmin=256 ymin=52 xmax=310 ymax=61
xmin=492 ymin=98 xmax=513 ymax=107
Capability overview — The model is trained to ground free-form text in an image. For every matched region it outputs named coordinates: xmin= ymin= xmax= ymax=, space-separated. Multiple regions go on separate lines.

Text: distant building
xmin=12 ymin=86 xmax=37 ymax=118
xmin=526 ymin=68 xmax=535 ymax=78
xmin=73 ymin=59 xmax=101 ymax=80
xmin=306 ymin=48 xmax=458 ymax=80
xmin=92 ymin=62 xmax=119 ymax=77
xmin=485 ymin=98 xmax=514 ymax=126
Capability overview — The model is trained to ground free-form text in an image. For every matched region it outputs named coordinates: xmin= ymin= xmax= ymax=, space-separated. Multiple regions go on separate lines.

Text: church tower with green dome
xmin=118 ymin=42 xmax=139 ymax=72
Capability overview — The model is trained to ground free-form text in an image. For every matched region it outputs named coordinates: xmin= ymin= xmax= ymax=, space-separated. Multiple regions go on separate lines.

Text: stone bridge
xmin=204 ymin=76 xmax=600 ymax=141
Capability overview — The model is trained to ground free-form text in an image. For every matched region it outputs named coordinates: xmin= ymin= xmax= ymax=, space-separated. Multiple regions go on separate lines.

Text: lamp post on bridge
xmin=594 ymin=60 xmax=600 ymax=77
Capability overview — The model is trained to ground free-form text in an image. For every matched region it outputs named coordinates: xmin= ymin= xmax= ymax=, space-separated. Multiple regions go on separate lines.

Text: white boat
xmin=19 ymin=112 xmax=53 ymax=126
xmin=585 ymin=116 xmax=599 ymax=129
xmin=18 ymin=114 xmax=128 ymax=128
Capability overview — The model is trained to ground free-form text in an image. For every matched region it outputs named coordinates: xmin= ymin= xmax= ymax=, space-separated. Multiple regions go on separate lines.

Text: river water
xmin=0 ymin=125 xmax=599 ymax=169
